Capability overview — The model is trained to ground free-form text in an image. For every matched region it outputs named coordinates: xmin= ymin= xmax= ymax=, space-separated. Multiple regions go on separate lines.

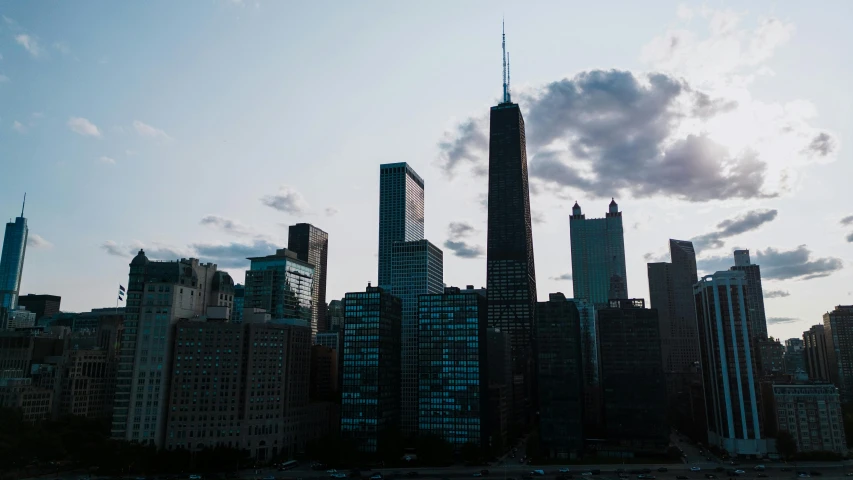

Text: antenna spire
xmin=21 ymin=193 xmax=26 ymax=218
xmin=502 ymin=19 xmax=507 ymax=103
xmin=507 ymin=50 xmax=511 ymax=102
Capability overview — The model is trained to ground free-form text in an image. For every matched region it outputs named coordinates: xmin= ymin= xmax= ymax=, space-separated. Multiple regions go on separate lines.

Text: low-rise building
xmin=771 ymin=383 xmax=847 ymax=455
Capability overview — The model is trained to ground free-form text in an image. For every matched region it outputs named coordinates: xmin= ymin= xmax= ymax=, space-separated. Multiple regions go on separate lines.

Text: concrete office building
xmin=771 ymin=383 xmax=847 ymax=454
xmin=597 ymin=299 xmax=668 ymax=454
xmin=0 ymin=197 xmax=28 ymax=310
xmin=288 ymin=223 xmax=329 ymax=335
xmin=378 ymin=163 xmax=425 ymax=290
xmin=570 ymin=200 xmax=628 ymax=305
xmin=340 ymin=284 xmax=402 ymax=453
xmin=111 ymin=250 xmax=235 ymax=447
xmin=694 ymin=271 xmax=767 ymax=456
xmin=823 ymin=305 xmax=853 ymax=403
xmin=391 ymin=239 xmax=443 ymax=435
xmin=803 ymin=325 xmax=832 ymax=382
xmin=417 ymin=287 xmax=488 ymax=449
xmin=535 ymin=293 xmax=584 ymax=458
xmin=730 ymin=250 xmax=768 ymax=340
xmin=245 ymin=249 xmax=314 ymax=326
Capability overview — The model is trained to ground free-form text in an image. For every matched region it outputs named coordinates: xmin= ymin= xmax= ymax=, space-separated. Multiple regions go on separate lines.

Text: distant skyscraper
xmin=111 ymin=250 xmax=235 ymax=447
xmin=597 ymin=298 xmax=668 ymax=453
xmin=326 ymin=299 xmax=344 ymax=332
xmin=783 ymin=338 xmax=805 ymax=375
xmin=17 ymin=294 xmax=61 ymax=322
xmin=230 ymin=283 xmax=244 ymax=324
xmin=288 ymin=223 xmax=329 ymax=335
xmin=417 ymin=286 xmax=488 ymax=449
xmin=340 ymin=284 xmax=401 ymax=453
xmin=0 ymin=196 xmax=29 ymax=310
xmin=803 ymin=325 xmax=832 ymax=381
xmin=694 ymin=270 xmax=767 ymax=456
xmin=730 ymin=250 xmax=768 ymax=340
xmin=823 ymin=305 xmax=853 ymax=403
xmin=535 ymin=293 xmax=584 ymax=458
xmin=486 ymin=34 xmax=538 ymax=428
xmin=756 ymin=337 xmax=785 ymax=376
xmin=244 ymin=248 xmax=314 ymax=326
xmin=391 ymin=239 xmax=443 ymax=435
xmin=570 ymin=199 xmax=628 ymax=305
xmin=378 ymin=163 xmax=424 ymax=290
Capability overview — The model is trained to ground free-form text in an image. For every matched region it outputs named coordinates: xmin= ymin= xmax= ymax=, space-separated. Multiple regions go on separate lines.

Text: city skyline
xmin=2 ymin=2 xmax=853 ymax=341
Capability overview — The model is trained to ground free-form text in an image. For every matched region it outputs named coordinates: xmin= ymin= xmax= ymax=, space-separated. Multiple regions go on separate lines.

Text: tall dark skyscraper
xmin=803 ymin=324 xmax=832 ymax=381
xmin=823 ymin=305 xmax=853 ymax=403
xmin=570 ymin=200 xmax=628 ymax=305
xmin=378 ymin=163 xmax=424 ymax=290
xmin=288 ymin=223 xmax=329 ymax=334
xmin=730 ymin=250 xmax=768 ymax=340
xmin=486 ymin=28 xmax=537 ymax=428
xmin=0 ymin=196 xmax=29 ymax=310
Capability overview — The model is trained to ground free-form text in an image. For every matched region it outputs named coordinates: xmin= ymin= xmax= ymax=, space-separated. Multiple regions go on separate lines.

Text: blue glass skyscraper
xmin=0 ymin=196 xmax=29 ymax=310
xmin=378 ymin=163 xmax=425 ymax=289
xmin=570 ymin=199 xmax=628 ymax=305
xmin=244 ymin=248 xmax=315 ymax=325
xmin=391 ymin=239 xmax=443 ymax=435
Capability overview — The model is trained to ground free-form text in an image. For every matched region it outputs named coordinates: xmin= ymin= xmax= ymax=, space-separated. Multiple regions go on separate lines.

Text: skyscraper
xmin=730 ymin=250 xmax=768 ymax=340
xmin=391 ymin=239 xmax=443 ymax=435
xmin=340 ymin=284 xmax=402 ymax=453
xmin=288 ymin=223 xmax=329 ymax=335
xmin=823 ymin=305 xmax=853 ymax=403
xmin=597 ymin=299 xmax=668 ymax=453
xmin=570 ymin=200 xmax=628 ymax=305
xmin=230 ymin=283 xmax=244 ymax=324
xmin=535 ymin=293 xmax=584 ymax=458
xmin=803 ymin=325 xmax=832 ymax=381
xmin=694 ymin=270 xmax=767 ymax=456
xmin=0 ymin=196 xmax=29 ymax=310
xmin=783 ymin=338 xmax=805 ymax=375
xmin=378 ymin=163 xmax=424 ymax=290
xmin=486 ymin=29 xmax=537 ymax=428
xmin=417 ymin=287 xmax=488 ymax=449
xmin=111 ymin=250 xmax=235 ymax=447
xmin=244 ymin=248 xmax=314 ymax=326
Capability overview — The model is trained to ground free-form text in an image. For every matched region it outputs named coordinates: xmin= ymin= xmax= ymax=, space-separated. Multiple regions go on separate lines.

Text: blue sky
xmin=1 ymin=1 xmax=851 ymax=340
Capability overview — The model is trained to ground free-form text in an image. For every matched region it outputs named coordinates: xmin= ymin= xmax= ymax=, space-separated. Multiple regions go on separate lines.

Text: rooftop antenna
xmin=21 ymin=192 xmax=26 ymax=217
xmin=507 ymin=50 xmax=511 ymax=102
xmin=502 ymin=19 xmax=508 ymax=103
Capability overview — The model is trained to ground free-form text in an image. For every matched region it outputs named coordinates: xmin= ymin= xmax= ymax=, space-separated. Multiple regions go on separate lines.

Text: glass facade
xmin=340 ymin=285 xmax=401 ymax=453
xmin=0 ymin=216 xmax=28 ymax=309
xmin=535 ymin=293 xmax=584 ymax=457
xmin=570 ymin=201 xmax=627 ymax=306
xmin=417 ymin=287 xmax=488 ymax=448
xmin=245 ymin=249 xmax=314 ymax=325
xmin=288 ymin=223 xmax=329 ymax=335
xmin=378 ymin=163 xmax=425 ymax=290
xmin=391 ymin=239 xmax=444 ymax=435
xmin=230 ymin=283 xmax=244 ymax=324
xmin=486 ymin=102 xmax=537 ymax=427
xmin=730 ymin=250 xmax=768 ymax=340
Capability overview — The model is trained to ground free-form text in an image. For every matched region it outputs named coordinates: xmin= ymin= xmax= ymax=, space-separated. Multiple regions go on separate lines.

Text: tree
xmin=776 ymin=430 xmax=797 ymax=461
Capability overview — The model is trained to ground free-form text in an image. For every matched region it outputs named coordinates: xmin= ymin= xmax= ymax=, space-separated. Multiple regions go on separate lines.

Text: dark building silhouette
xmin=535 ymin=293 xmax=584 ymax=458
xmin=803 ymin=324 xmax=832 ymax=381
xmin=823 ymin=305 xmax=853 ymax=403
xmin=17 ymin=294 xmax=61 ymax=323
xmin=730 ymin=250 xmax=768 ymax=340
xmin=288 ymin=223 xmax=329 ymax=334
xmin=340 ymin=284 xmax=401 ymax=453
xmin=485 ymin=34 xmax=537 ymax=429
xmin=783 ymin=338 xmax=805 ymax=376
xmin=597 ymin=299 xmax=668 ymax=454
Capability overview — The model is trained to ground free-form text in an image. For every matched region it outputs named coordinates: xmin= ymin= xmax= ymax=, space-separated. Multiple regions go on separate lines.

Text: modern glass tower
xmin=244 ymin=248 xmax=314 ymax=326
xmin=288 ymin=223 xmax=329 ymax=335
xmin=0 ymin=196 xmax=29 ymax=310
xmin=391 ymin=239 xmax=443 ymax=435
xmin=378 ymin=163 xmax=425 ymax=290
xmin=417 ymin=287 xmax=488 ymax=449
xmin=730 ymin=250 xmax=768 ymax=340
xmin=570 ymin=199 xmax=628 ymax=305
xmin=485 ymin=29 xmax=538 ymax=428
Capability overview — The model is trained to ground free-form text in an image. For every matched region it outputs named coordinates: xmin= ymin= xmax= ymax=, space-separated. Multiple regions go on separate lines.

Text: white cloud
xmin=133 ymin=120 xmax=171 ymax=140
xmin=261 ymin=186 xmax=309 ymax=215
xmin=0 ymin=74 xmax=8 ymax=83
xmin=15 ymin=34 xmax=42 ymax=57
xmin=99 ymin=156 xmax=116 ymax=165
xmin=27 ymin=233 xmax=53 ymax=249
xmin=67 ymin=117 xmax=101 ymax=137
xmin=12 ymin=120 xmax=26 ymax=133
xmin=52 ymin=41 xmax=70 ymax=55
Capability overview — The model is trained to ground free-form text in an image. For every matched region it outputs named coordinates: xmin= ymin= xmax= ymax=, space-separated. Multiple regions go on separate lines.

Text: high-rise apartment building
xmin=694 ymin=271 xmax=767 ymax=456
xmin=535 ymin=293 xmax=584 ymax=458
xmin=730 ymin=250 xmax=768 ymax=340
xmin=486 ymin=52 xmax=537 ymax=428
xmin=756 ymin=338 xmax=785 ymax=376
xmin=244 ymin=249 xmax=314 ymax=326
xmin=288 ymin=223 xmax=329 ymax=335
xmin=17 ymin=294 xmax=61 ymax=322
xmin=647 ymin=240 xmax=700 ymax=392
xmin=378 ymin=163 xmax=425 ymax=290
xmin=783 ymin=338 xmax=805 ymax=376
xmin=597 ymin=299 xmax=668 ymax=453
xmin=111 ymin=250 xmax=235 ymax=447
xmin=570 ymin=200 xmax=628 ymax=305
xmin=391 ymin=239 xmax=443 ymax=435
xmin=823 ymin=305 xmax=853 ymax=403
xmin=340 ymin=284 xmax=401 ymax=453
xmin=803 ymin=325 xmax=832 ymax=381
xmin=0 ymin=198 xmax=28 ymax=310
xmin=230 ymin=283 xmax=244 ymax=324
xmin=771 ymin=383 xmax=847 ymax=454
xmin=417 ymin=287 xmax=488 ymax=449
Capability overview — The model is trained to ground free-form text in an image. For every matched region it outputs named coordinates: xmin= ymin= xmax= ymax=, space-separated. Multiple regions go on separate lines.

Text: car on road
xmin=704 ymin=475 xmax=717 ymax=479
xmin=757 ymin=474 xmax=767 ymax=478
xmin=797 ymin=475 xmax=810 ymax=478
xmin=619 ymin=475 xmax=629 ymax=479
xmin=754 ymin=466 xmax=765 ymax=472
xmin=637 ymin=475 xmax=656 ymax=480
xmin=331 ymin=475 xmax=347 ymax=479
xmin=262 ymin=477 xmax=275 ymax=480
xmin=370 ymin=475 xmax=383 ymax=480
xmin=581 ymin=473 xmax=592 ymax=477
xmin=328 ymin=470 xmax=338 ymax=474
xmin=691 ymin=468 xmax=702 ymax=472
xmin=676 ymin=476 xmax=689 ymax=479
xmin=734 ymin=471 xmax=745 ymax=475
xmin=559 ymin=469 xmax=570 ymax=474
